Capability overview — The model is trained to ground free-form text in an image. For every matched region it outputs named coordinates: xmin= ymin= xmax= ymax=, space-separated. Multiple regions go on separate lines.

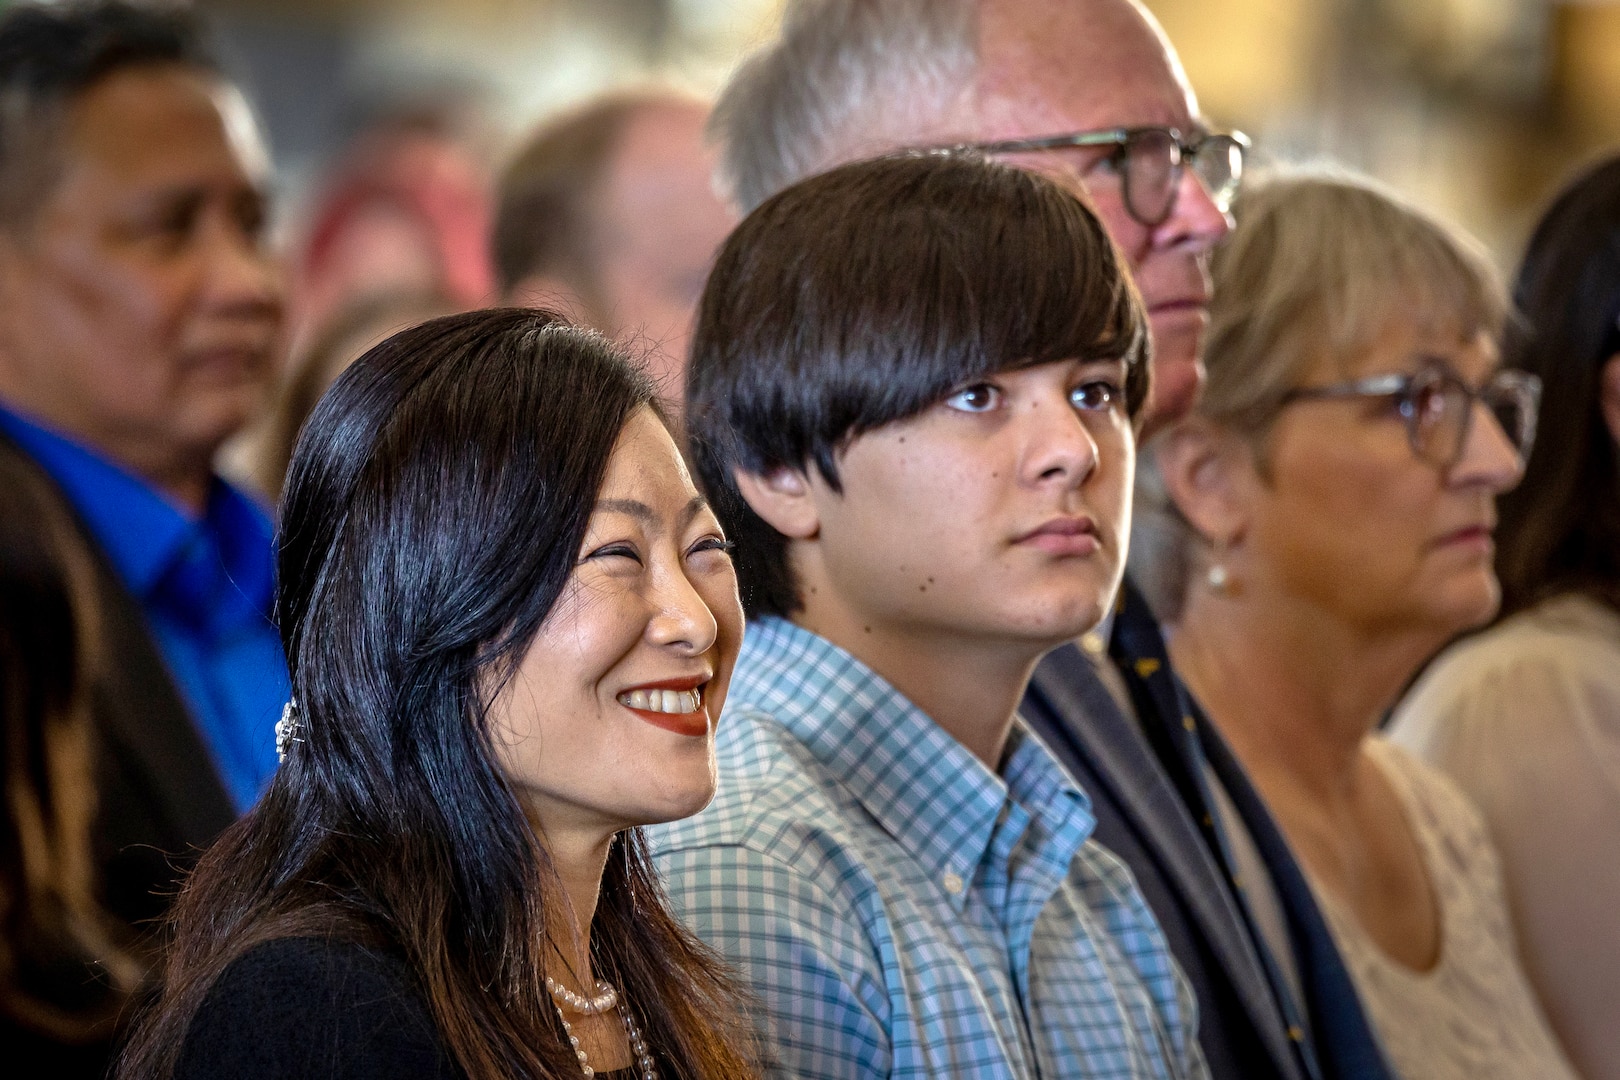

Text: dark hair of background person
xmin=254 ymin=289 xmax=457 ymax=501
xmin=686 ymin=150 xmax=1150 ymax=619
xmin=117 ymin=308 xmax=759 ymax=1080
xmin=1494 ymin=154 xmax=1620 ymax=618
xmin=0 ymin=455 xmax=142 ymax=1075
xmin=0 ymin=0 xmax=218 ymax=226
xmin=491 ymin=90 xmax=660 ymax=296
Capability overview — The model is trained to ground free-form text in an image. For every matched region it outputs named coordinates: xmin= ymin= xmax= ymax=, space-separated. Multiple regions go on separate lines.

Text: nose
xmin=198 ymin=214 xmax=284 ymax=317
xmin=1155 ymin=168 xmax=1231 ymax=254
xmin=1450 ymin=400 xmax=1525 ymax=494
xmin=1020 ymin=394 xmax=1102 ymax=489
xmin=645 ymin=561 xmax=720 ymax=656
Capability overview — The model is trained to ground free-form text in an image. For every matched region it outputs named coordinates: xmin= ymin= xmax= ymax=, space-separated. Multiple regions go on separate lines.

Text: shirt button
xmin=942 ymin=872 xmax=964 ymax=896
xmin=1080 ymin=631 xmax=1107 ymax=657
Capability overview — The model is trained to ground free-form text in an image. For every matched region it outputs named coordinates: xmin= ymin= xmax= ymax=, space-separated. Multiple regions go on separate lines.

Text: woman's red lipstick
xmin=617 ymin=676 xmax=710 ymax=737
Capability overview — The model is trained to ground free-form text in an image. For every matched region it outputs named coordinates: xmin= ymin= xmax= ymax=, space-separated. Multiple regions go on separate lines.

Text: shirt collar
xmin=734 ymin=616 xmax=1094 ymax=905
xmin=0 ymin=403 xmax=274 ymax=610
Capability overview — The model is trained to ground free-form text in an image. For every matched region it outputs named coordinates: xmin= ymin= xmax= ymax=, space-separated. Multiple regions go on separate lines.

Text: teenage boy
xmin=651 ymin=151 xmax=1206 ymax=1079
xmin=707 ymin=9 xmax=1391 ymax=1080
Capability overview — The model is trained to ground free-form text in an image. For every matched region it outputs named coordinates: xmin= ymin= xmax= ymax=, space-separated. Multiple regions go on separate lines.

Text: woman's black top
xmin=176 ymin=937 xmax=641 ymax=1080
xmin=175 ymin=938 xmax=463 ymax=1080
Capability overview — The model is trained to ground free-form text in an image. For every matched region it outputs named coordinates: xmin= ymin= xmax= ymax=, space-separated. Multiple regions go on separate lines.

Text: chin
xmin=994 ymin=592 xmax=1110 ymax=649
xmin=635 ymin=757 xmax=720 ymax=827
xmin=180 ymin=392 xmax=270 ymax=453
xmin=636 ymin=785 xmax=718 ymax=828
xmin=1423 ymin=577 xmax=1501 ymax=638
xmin=1456 ymin=587 xmax=1502 ymax=632
xmin=1142 ymin=353 xmax=1205 ymax=436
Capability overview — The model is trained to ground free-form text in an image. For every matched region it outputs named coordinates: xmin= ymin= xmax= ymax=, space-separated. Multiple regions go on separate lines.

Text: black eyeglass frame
xmin=958 ymin=126 xmax=1251 ymax=227
xmin=1278 ymin=365 xmax=1543 ymax=470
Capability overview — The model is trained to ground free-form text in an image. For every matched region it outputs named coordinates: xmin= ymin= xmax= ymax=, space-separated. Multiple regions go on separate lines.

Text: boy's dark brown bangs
xmin=775 ymin=160 xmax=1149 ymax=486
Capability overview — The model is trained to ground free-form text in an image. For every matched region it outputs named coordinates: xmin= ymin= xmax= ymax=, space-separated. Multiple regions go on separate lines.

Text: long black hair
xmin=118 ymin=307 xmax=757 ymax=1079
xmin=1496 ymin=155 xmax=1620 ymax=616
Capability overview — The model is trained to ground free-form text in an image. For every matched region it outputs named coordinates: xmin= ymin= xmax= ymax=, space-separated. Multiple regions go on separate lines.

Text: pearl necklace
xmin=545 ymin=975 xmax=617 ymax=1015
xmin=548 ymin=976 xmax=658 ymax=1079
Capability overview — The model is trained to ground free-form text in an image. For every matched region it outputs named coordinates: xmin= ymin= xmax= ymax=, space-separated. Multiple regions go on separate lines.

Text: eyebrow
xmin=1413 ymin=352 xmax=1491 ymax=380
xmin=1416 ymin=352 xmax=1511 ymax=390
xmin=594 ymin=495 xmax=709 ymax=526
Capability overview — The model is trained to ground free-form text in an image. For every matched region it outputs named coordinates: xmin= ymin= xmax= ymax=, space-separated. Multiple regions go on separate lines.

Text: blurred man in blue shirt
xmin=0 ymin=1 xmax=286 ymax=927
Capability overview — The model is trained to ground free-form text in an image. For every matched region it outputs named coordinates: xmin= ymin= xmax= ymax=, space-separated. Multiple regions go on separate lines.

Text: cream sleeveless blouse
xmin=1309 ymin=739 xmax=1579 ymax=1080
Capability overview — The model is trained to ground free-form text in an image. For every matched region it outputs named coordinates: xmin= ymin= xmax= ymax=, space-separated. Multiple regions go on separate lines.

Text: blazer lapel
xmin=1200 ymin=723 xmax=1397 ymax=1080
xmin=1027 ymin=644 xmax=1306 ymax=1080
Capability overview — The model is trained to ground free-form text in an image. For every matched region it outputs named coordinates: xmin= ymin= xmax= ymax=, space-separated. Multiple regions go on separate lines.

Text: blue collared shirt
xmin=0 ymin=404 xmax=287 ymax=811
xmin=650 ymin=616 xmax=1207 ymax=1080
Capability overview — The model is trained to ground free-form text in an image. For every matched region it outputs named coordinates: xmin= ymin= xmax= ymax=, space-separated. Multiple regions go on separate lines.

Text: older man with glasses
xmin=955 ymin=119 xmax=1249 ymax=428
xmin=651 ymin=2 xmax=1398 ymax=1080
xmin=963 ymin=126 xmax=1249 ymax=228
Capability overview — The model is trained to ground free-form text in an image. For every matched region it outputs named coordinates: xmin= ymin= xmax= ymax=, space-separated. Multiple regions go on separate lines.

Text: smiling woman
xmin=489 ymin=407 xmax=743 ymax=867
xmin=116 ymin=308 xmax=759 ymax=1080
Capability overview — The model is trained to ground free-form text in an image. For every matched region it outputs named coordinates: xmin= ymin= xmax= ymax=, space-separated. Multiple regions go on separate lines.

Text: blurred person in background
xmin=707 ymin=3 xmax=1390 ymax=1078
xmin=118 ymin=308 xmax=760 ymax=1080
xmin=233 ymin=99 xmax=486 ymax=499
xmin=1137 ymin=171 xmax=1576 ymax=1080
xmin=1 ymin=456 xmax=143 ymax=1080
xmin=0 ymin=0 xmax=287 ymax=932
xmin=291 ymin=101 xmax=494 ymax=347
xmin=1390 ymin=154 xmax=1620 ymax=1080
xmin=493 ymin=89 xmax=736 ymax=412
xmin=251 ymin=288 xmax=455 ymax=501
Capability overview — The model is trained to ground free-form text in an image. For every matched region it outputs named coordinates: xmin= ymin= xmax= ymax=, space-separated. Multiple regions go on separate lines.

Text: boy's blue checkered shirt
xmin=650 ymin=616 xmax=1208 ymax=1079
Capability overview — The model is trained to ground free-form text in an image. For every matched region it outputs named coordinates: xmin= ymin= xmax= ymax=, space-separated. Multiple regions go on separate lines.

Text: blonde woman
xmin=1133 ymin=171 xmax=1577 ymax=1080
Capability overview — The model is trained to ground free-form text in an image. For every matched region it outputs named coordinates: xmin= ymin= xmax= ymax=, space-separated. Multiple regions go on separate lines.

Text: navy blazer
xmin=1021 ymin=580 xmax=1394 ymax=1080
xmin=1198 ymin=712 xmax=1395 ymax=1080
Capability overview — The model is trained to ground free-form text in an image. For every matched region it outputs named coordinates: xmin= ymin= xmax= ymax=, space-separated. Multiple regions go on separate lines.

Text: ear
xmin=733 ymin=465 xmax=820 ymax=540
xmin=504 ymin=272 xmax=601 ymax=331
xmin=1600 ymin=353 xmax=1620 ymax=450
xmin=1152 ymin=418 xmax=1254 ymax=547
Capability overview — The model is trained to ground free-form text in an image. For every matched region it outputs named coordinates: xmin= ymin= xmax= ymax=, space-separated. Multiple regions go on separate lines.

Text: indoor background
xmin=180 ymin=0 xmax=1620 ymax=271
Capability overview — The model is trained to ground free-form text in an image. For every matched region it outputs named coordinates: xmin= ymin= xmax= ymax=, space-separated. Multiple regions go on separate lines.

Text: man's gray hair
xmin=712 ymin=0 xmax=977 ymax=211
